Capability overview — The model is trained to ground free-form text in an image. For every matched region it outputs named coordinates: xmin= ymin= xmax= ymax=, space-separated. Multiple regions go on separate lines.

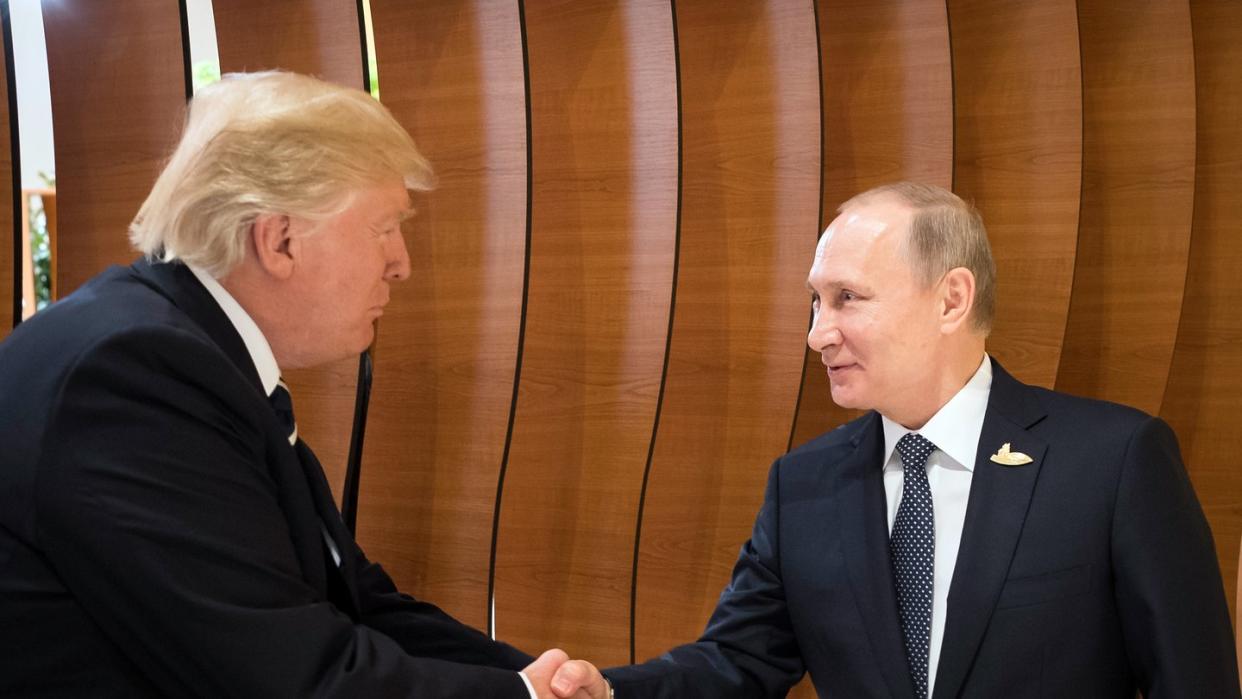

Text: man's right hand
xmin=523 ymin=649 xmax=610 ymax=699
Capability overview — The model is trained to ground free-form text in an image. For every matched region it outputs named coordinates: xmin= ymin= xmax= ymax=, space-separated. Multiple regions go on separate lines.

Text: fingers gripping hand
xmin=551 ymin=658 xmax=610 ymax=699
xmin=522 ymin=649 xmax=611 ymax=699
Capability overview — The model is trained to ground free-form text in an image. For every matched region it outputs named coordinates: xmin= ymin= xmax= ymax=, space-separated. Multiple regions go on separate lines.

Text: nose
xmin=807 ymin=306 xmax=841 ymax=353
xmin=385 ymin=229 xmax=411 ymax=281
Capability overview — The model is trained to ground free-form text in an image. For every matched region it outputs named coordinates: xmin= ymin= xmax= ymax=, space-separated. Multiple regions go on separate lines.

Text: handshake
xmin=523 ymin=649 xmax=610 ymax=699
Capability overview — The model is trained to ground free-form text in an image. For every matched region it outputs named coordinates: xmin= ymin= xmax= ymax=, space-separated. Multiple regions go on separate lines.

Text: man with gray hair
xmin=0 ymin=72 xmax=600 ymax=698
xmin=551 ymin=182 xmax=1238 ymax=697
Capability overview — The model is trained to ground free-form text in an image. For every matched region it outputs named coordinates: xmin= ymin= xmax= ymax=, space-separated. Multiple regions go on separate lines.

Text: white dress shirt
xmin=188 ymin=266 xmax=537 ymax=698
xmin=881 ymin=354 xmax=991 ymax=698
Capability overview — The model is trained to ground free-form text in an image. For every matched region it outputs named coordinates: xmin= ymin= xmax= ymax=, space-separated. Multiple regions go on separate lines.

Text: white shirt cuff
xmin=518 ymin=670 xmax=538 ymax=699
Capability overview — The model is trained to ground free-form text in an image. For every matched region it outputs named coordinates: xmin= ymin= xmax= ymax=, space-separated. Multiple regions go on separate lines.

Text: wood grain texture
xmin=212 ymin=0 xmax=366 ymax=501
xmin=947 ymin=0 xmax=1082 ymax=388
xmin=358 ymin=0 xmax=527 ymax=634
xmin=492 ymin=0 xmax=678 ymax=664
xmin=633 ymin=0 xmax=820 ymax=663
xmin=0 ymin=21 xmax=12 ymax=338
xmin=212 ymin=0 xmax=363 ymax=87
xmin=42 ymin=0 xmax=187 ymax=296
xmin=1161 ymin=0 xmax=1242 ymax=642
xmin=1055 ymin=0 xmax=1196 ymax=414
xmin=790 ymin=0 xmax=953 ymax=449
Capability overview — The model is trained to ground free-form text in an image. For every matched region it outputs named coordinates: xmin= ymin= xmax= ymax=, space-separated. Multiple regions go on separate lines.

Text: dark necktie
xmin=268 ymin=379 xmax=298 ymax=445
xmin=269 ymin=380 xmax=350 ymax=604
xmin=891 ymin=432 xmax=936 ymax=698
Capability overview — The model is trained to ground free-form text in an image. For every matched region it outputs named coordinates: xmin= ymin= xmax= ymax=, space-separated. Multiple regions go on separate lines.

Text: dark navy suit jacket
xmin=607 ymin=358 xmax=1239 ymax=698
xmin=0 ymin=260 xmax=533 ymax=697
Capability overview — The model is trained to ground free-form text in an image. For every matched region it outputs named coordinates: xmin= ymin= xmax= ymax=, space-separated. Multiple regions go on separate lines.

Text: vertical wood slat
xmin=790 ymin=0 xmax=954 ymax=449
xmin=212 ymin=0 xmax=363 ymax=88
xmin=360 ymin=0 xmax=527 ymax=634
xmin=42 ymin=0 xmax=187 ymax=296
xmin=634 ymin=0 xmax=820 ymax=663
xmin=1162 ymin=0 xmax=1242 ymax=638
xmin=947 ymin=0 xmax=1082 ymax=388
xmin=0 ymin=12 xmax=13 ymax=338
xmin=493 ymin=0 xmax=678 ymax=664
xmin=1055 ymin=0 xmax=1196 ymax=414
xmin=212 ymin=0 xmax=366 ymax=501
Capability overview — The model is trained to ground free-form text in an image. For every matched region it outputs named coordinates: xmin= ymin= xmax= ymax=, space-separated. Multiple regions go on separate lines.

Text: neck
xmin=892 ymin=345 xmax=986 ymax=430
xmin=217 ymin=262 xmax=299 ymax=369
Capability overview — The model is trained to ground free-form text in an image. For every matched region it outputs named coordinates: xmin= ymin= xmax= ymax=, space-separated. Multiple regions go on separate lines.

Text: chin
xmin=829 ymin=386 xmax=871 ymax=411
xmin=354 ymin=325 xmax=377 ymax=351
xmin=828 ymin=389 xmax=856 ymax=410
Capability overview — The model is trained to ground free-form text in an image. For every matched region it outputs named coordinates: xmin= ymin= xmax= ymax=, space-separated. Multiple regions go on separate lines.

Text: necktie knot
xmin=896 ymin=432 xmax=936 ymax=472
xmin=268 ymin=379 xmax=298 ymax=446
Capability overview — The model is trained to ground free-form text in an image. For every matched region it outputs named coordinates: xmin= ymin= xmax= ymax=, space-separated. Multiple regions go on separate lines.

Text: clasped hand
xmin=523 ymin=648 xmax=609 ymax=699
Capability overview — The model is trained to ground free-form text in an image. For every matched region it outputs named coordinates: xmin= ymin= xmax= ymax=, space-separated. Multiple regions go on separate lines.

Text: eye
xmin=839 ymin=290 xmax=857 ymax=303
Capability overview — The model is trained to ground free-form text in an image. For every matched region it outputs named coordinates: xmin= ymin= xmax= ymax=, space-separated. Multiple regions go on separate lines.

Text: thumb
xmin=551 ymin=659 xmax=586 ymax=696
xmin=527 ymin=648 xmax=570 ymax=676
xmin=552 ymin=659 xmax=607 ymax=698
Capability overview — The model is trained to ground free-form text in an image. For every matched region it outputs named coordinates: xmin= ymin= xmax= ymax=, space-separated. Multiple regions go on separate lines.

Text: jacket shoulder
xmin=785 ymin=412 xmax=876 ymax=459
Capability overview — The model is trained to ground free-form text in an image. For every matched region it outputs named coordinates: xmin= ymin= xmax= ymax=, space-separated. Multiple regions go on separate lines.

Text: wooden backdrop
xmin=11 ymin=0 xmax=1242 ymax=689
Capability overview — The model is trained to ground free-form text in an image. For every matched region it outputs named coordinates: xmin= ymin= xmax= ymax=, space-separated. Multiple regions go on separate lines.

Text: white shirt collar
xmin=187 ymin=265 xmax=281 ymax=397
xmin=881 ymin=354 xmax=992 ymax=473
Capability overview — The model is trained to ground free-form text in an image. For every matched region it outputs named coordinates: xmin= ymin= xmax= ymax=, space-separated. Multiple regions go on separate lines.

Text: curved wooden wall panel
xmin=1162 ymin=0 xmax=1242 ymax=627
xmin=358 ymin=0 xmax=527 ymax=634
xmin=213 ymin=0 xmax=366 ymax=500
xmin=790 ymin=0 xmax=953 ymax=448
xmin=492 ymin=0 xmax=678 ymax=664
xmin=0 ymin=17 xmax=12 ymax=338
xmin=212 ymin=0 xmax=364 ymax=87
xmin=42 ymin=0 xmax=187 ymax=296
xmin=947 ymin=0 xmax=1081 ymax=388
xmin=634 ymin=0 xmax=820 ymax=662
xmin=1055 ymin=1 xmax=1195 ymax=414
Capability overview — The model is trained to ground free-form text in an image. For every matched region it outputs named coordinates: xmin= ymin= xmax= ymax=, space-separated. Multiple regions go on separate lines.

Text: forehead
xmin=348 ymin=180 xmax=414 ymax=220
xmin=810 ymin=199 xmax=912 ymax=281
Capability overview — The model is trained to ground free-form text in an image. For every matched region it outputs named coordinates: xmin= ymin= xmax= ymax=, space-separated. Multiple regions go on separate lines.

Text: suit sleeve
xmin=1111 ymin=416 xmax=1240 ymax=698
xmin=603 ymin=459 xmax=805 ymax=698
xmin=34 ymin=327 xmax=530 ymax=699
xmin=349 ymin=549 xmax=535 ymax=670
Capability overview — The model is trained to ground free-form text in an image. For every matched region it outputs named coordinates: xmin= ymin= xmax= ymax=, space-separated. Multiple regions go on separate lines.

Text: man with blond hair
xmin=551 ymin=182 xmax=1238 ymax=697
xmin=0 ymin=72 xmax=601 ymax=698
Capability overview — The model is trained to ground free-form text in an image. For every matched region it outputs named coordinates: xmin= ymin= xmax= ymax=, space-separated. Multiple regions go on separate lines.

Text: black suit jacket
xmin=0 ymin=260 xmax=533 ymax=697
xmin=606 ymin=359 xmax=1238 ymax=698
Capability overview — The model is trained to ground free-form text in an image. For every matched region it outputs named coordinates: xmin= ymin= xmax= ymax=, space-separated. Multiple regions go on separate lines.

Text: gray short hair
xmin=129 ymin=71 xmax=434 ymax=277
xmin=840 ymin=182 xmax=996 ymax=333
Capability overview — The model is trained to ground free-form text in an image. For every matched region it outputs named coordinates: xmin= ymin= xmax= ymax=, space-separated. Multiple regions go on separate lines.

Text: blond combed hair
xmin=840 ymin=182 xmax=997 ymax=334
xmin=130 ymin=71 xmax=434 ymax=277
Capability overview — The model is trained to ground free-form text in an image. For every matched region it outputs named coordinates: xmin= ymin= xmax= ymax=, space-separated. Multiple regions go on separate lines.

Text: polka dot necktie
xmin=891 ymin=432 xmax=936 ymax=698
xmin=268 ymin=378 xmax=299 ymax=446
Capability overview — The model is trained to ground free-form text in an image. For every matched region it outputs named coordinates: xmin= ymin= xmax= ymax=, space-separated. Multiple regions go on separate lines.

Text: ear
xmin=938 ymin=267 xmax=976 ymax=334
xmin=250 ymin=213 xmax=296 ymax=280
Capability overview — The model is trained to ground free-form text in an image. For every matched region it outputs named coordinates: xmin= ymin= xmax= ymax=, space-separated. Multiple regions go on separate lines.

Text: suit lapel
xmin=932 ymin=360 xmax=1047 ymax=699
xmin=839 ymin=413 xmax=910 ymax=699
xmin=295 ymin=440 xmax=362 ymax=618
xmin=129 ymin=259 xmax=263 ymax=393
xmin=133 ymin=259 xmax=354 ymax=611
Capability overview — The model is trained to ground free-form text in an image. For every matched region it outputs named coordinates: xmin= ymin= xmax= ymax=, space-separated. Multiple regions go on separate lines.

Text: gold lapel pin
xmin=990 ymin=442 xmax=1033 ymax=466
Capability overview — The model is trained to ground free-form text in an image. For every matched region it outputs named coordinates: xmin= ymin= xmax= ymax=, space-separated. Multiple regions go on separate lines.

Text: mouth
xmin=825 ymin=361 xmax=858 ymax=375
